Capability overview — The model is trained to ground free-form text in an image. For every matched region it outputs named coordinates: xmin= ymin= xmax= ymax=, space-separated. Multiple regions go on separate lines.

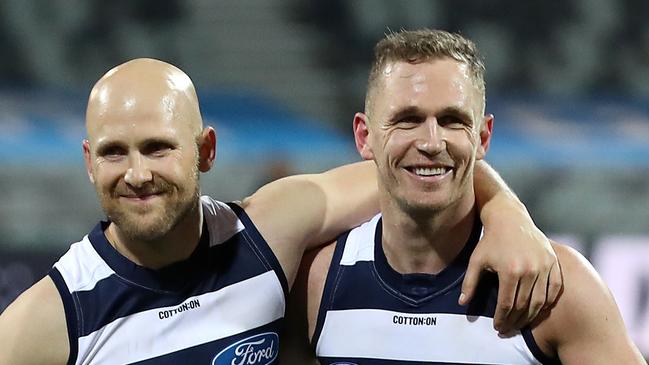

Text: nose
xmin=414 ymin=118 xmax=445 ymax=155
xmin=123 ymin=152 xmax=152 ymax=188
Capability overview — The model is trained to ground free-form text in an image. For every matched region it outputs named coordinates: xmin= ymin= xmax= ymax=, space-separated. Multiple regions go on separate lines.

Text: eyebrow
xmin=387 ymin=105 xmax=474 ymax=124
xmin=94 ymin=137 xmax=178 ymax=156
xmin=387 ymin=106 xmax=424 ymax=124
xmin=438 ymin=106 xmax=474 ymax=125
xmin=94 ymin=140 xmax=127 ymax=156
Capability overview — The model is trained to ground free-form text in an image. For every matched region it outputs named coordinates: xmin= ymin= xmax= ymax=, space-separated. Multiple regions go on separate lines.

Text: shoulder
xmin=238 ymin=174 xmax=327 ymax=243
xmin=551 ymin=242 xmax=610 ymax=311
xmin=532 ymin=242 xmax=644 ymax=362
xmin=0 ymin=276 xmax=69 ymax=365
xmin=237 ymin=176 xmax=330 ymax=286
xmin=542 ymin=242 xmax=617 ymax=330
xmin=200 ymin=196 xmax=247 ymax=243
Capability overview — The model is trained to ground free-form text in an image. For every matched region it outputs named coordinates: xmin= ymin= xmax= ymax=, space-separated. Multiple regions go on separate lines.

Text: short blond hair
xmin=366 ymin=29 xmax=486 ymax=115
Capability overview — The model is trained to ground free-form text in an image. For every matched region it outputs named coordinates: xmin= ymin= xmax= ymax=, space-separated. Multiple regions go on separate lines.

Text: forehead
xmin=373 ymin=59 xmax=480 ymax=117
xmin=87 ymin=92 xmax=195 ymax=146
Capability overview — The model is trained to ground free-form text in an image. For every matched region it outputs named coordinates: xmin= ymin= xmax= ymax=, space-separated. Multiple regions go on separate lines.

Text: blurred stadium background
xmin=0 ymin=0 xmax=648 ymax=357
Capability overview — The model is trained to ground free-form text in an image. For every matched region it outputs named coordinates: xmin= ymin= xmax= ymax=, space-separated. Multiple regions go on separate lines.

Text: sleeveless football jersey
xmin=313 ymin=214 xmax=558 ymax=365
xmin=49 ymin=196 xmax=286 ymax=365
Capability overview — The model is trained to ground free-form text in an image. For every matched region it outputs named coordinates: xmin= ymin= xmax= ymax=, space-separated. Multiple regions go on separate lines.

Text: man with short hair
xmin=286 ymin=29 xmax=645 ymax=364
xmin=0 ymin=58 xmax=561 ymax=364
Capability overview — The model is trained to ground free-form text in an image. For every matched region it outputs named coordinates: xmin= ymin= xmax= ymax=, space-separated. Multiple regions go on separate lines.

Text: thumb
xmin=460 ymin=255 xmax=484 ymax=305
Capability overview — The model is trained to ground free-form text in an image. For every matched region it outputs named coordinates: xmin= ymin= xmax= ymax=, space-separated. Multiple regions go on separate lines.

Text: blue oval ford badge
xmin=212 ymin=332 xmax=279 ymax=365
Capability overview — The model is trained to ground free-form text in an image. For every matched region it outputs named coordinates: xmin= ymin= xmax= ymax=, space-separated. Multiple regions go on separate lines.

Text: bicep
xmin=245 ymin=161 xmax=377 ymax=248
xmin=0 ymin=277 xmax=69 ymax=365
xmin=242 ymin=162 xmax=377 ymax=285
xmin=242 ymin=175 xmax=329 ymax=286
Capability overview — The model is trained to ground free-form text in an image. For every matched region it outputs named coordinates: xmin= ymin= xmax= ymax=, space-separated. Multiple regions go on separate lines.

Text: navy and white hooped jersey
xmin=49 ymin=196 xmax=287 ymax=365
xmin=313 ymin=214 xmax=559 ymax=365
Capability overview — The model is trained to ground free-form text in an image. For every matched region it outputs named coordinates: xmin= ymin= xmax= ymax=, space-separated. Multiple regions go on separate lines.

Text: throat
xmin=105 ymin=211 xmax=203 ymax=270
xmin=381 ymin=212 xmax=477 ymax=275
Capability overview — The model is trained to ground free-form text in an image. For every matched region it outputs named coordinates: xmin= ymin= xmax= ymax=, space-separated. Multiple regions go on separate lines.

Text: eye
xmin=396 ymin=115 xmax=424 ymax=128
xmin=98 ymin=145 xmax=127 ymax=161
xmin=143 ymin=141 xmax=173 ymax=157
xmin=437 ymin=115 xmax=468 ymax=129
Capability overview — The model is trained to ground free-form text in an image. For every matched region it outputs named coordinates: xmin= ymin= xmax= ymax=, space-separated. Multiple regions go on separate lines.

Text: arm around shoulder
xmin=240 ymin=161 xmax=378 ymax=286
xmin=465 ymin=160 xmax=562 ymax=332
xmin=242 ymin=161 xmax=378 ymax=249
xmin=0 ymin=276 xmax=69 ymax=365
xmin=537 ymin=243 xmax=646 ymax=365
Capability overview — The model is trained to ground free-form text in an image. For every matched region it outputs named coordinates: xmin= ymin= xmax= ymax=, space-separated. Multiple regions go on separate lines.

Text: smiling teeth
xmin=414 ymin=167 xmax=446 ymax=176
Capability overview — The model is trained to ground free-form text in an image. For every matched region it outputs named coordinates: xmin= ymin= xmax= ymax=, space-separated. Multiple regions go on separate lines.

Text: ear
xmin=82 ymin=139 xmax=95 ymax=184
xmin=353 ymin=112 xmax=374 ymax=160
xmin=197 ymin=126 xmax=217 ymax=172
xmin=476 ymin=114 xmax=493 ymax=160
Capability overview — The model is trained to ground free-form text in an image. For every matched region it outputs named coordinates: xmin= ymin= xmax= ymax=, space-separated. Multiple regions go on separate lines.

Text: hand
xmin=459 ymin=194 xmax=563 ymax=334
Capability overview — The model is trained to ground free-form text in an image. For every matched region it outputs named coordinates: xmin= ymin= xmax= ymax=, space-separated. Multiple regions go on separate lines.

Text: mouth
xmin=405 ymin=165 xmax=452 ymax=179
xmin=120 ymin=192 xmax=163 ymax=201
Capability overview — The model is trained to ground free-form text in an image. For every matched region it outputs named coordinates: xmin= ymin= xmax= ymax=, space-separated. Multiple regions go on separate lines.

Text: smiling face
xmin=83 ymin=59 xmax=215 ymax=242
xmin=354 ymin=58 xmax=492 ymax=216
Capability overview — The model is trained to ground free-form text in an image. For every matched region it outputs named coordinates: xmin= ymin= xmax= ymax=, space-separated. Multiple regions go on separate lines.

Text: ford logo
xmin=212 ymin=332 xmax=279 ymax=365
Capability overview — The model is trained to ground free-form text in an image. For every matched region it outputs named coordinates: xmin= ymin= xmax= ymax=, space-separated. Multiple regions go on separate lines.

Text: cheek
xmin=379 ymin=129 xmax=411 ymax=158
xmin=163 ymin=153 xmax=198 ymax=181
xmin=93 ymin=163 xmax=125 ymax=189
xmin=447 ymin=130 xmax=479 ymax=161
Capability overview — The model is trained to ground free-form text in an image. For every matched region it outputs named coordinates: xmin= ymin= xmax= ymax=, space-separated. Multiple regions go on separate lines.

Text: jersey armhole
xmin=521 ymin=328 xmax=560 ymax=365
xmin=226 ymin=202 xmax=290 ymax=298
xmin=48 ymin=268 xmax=79 ymax=365
xmin=310 ymin=231 xmax=350 ymax=350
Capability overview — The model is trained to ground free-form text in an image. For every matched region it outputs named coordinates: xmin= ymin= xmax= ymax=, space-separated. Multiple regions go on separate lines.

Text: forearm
xmin=474 ymin=160 xmax=516 ymax=208
xmin=460 ymin=161 xmax=561 ymax=331
xmin=473 ymin=160 xmax=527 ymax=223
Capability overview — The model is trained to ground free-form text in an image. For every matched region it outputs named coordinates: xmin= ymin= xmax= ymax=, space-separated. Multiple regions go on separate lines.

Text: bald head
xmin=86 ymin=58 xmax=203 ymax=141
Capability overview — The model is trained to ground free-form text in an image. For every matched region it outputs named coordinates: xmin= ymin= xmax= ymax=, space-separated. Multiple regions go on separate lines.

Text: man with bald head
xmin=83 ymin=58 xmax=212 ymax=269
xmin=0 ymin=58 xmax=561 ymax=364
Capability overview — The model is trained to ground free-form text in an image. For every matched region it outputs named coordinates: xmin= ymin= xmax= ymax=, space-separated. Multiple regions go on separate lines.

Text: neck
xmin=106 ymin=201 xmax=203 ymax=270
xmin=380 ymin=194 xmax=476 ymax=275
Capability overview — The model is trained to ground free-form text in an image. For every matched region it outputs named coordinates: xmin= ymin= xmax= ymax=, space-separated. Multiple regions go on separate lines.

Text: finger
xmin=501 ymin=270 xmax=538 ymax=332
xmin=525 ymin=268 xmax=548 ymax=324
xmin=504 ymin=308 xmax=527 ymax=334
xmin=545 ymin=260 xmax=564 ymax=308
xmin=506 ymin=272 xmax=545 ymax=332
xmin=460 ymin=254 xmax=484 ymax=305
xmin=493 ymin=272 xmax=518 ymax=332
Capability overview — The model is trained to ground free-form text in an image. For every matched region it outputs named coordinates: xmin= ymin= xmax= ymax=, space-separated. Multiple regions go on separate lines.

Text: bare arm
xmin=535 ymin=243 xmax=646 ymax=365
xmin=243 ymin=158 xmax=562 ymax=335
xmin=240 ymin=161 xmax=378 ymax=287
xmin=465 ymin=160 xmax=563 ymax=333
xmin=280 ymin=245 xmax=334 ymax=364
xmin=0 ymin=277 xmax=69 ymax=365
xmin=473 ymin=159 xmax=519 ymax=209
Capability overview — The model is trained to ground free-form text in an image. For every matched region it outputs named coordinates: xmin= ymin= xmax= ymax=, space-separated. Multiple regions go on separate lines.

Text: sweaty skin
xmin=0 ymin=58 xmax=562 ymax=365
xmin=84 ymin=59 xmax=211 ymax=270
